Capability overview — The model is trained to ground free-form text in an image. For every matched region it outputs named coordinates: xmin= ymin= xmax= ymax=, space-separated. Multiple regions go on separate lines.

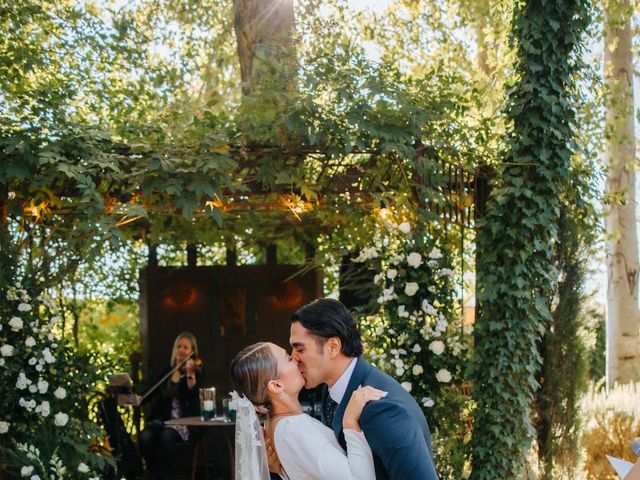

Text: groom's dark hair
xmin=292 ymin=298 xmax=363 ymax=357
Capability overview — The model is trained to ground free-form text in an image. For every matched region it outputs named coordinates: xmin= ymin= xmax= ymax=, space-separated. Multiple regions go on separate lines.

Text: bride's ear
xmin=267 ymin=379 xmax=284 ymax=395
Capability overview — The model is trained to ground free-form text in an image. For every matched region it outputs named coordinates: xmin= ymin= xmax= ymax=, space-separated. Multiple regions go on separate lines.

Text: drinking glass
xmin=223 ymin=396 xmax=236 ymax=422
xmin=199 ymin=387 xmax=216 ymax=420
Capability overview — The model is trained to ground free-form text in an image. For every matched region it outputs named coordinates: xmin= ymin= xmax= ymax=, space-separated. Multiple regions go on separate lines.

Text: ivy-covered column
xmin=470 ymin=0 xmax=590 ymax=478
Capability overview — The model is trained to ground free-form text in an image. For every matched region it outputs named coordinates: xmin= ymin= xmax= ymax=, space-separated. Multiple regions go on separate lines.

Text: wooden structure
xmin=139 ymin=254 xmax=322 ymax=400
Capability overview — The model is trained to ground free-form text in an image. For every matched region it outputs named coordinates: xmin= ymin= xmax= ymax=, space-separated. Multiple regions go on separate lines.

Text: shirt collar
xmin=328 ymin=357 xmax=358 ymax=405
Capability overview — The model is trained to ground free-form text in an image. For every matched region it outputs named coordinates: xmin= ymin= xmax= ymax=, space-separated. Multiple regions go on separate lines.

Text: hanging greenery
xmin=470 ymin=0 xmax=592 ymax=478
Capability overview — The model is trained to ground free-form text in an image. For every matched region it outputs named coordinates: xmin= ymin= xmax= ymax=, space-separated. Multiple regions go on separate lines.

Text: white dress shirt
xmin=329 ymin=357 xmax=358 ymax=405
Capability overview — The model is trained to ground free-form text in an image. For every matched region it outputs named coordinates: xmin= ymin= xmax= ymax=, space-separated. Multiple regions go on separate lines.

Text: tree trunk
xmin=233 ymin=0 xmax=295 ymax=87
xmin=604 ymin=0 xmax=640 ymax=386
xmin=474 ymin=0 xmax=491 ymax=78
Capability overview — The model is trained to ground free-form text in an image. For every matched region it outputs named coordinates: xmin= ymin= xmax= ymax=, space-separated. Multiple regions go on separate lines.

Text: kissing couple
xmin=230 ymin=298 xmax=439 ymax=480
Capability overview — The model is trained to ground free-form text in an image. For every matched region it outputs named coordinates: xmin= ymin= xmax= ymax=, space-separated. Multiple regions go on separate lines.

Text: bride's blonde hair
xmin=230 ymin=342 xmax=278 ymax=415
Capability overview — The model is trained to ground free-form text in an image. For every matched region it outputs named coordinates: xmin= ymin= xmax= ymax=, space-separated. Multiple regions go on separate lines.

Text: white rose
xmin=398 ymin=222 xmax=411 ymax=234
xmin=428 ymin=248 xmax=443 ymax=259
xmin=421 ymin=300 xmax=437 ymax=316
xmin=401 ymin=381 xmax=412 ymax=392
xmin=28 ymin=357 xmax=36 ymax=365
xmin=436 ymin=368 xmax=452 ymax=383
xmin=42 ymin=348 xmax=55 ymax=364
xmin=404 ymin=282 xmax=419 ymax=297
xmin=394 ymin=359 xmax=404 ymax=369
xmin=429 ymin=340 xmax=445 ymax=356
xmin=0 ymin=421 xmax=9 ymax=433
xmin=0 ymin=358 xmax=4 ymax=366
xmin=31 ymin=476 xmax=41 ymax=480
xmin=25 ymin=337 xmax=36 ymax=348
xmin=9 ymin=317 xmax=23 ymax=332
xmin=53 ymin=387 xmax=67 ymax=399
xmin=37 ymin=379 xmax=49 ymax=394
xmin=54 ymin=412 xmax=69 ymax=427
xmin=16 ymin=372 xmax=31 ymax=390
xmin=29 ymin=385 xmax=37 ymax=393
xmin=78 ymin=463 xmax=90 ymax=473
xmin=35 ymin=365 xmax=43 ymax=372
xmin=36 ymin=401 xmax=50 ymax=417
xmin=440 ymin=268 xmax=455 ymax=279
xmin=412 ymin=343 xmax=422 ymax=353
xmin=396 ymin=368 xmax=405 ymax=376
xmin=397 ymin=305 xmax=410 ymax=318
xmin=21 ymin=465 xmax=34 ymax=477
xmin=17 ymin=303 xmax=32 ymax=312
xmin=422 ymin=397 xmax=435 ymax=408
xmin=412 ymin=365 xmax=424 ymax=375
xmin=407 ymin=252 xmax=422 ymax=268
xmin=386 ymin=268 xmax=398 ymax=280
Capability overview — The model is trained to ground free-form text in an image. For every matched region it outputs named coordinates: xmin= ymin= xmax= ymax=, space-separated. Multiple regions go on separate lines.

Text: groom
xmin=289 ymin=298 xmax=439 ymax=480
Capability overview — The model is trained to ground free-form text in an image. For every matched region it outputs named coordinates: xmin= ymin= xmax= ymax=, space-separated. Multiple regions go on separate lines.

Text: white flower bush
xmin=0 ymin=282 xmax=113 ymax=478
xmin=355 ymin=219 xmax=471 ymax=418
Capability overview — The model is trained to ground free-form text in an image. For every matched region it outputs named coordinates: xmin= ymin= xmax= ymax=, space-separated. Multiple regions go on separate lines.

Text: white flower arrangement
xmin=1 ymin=282 xmax=112 ymax=479
xmin=358 ymin=226 xmax=467 ymax=416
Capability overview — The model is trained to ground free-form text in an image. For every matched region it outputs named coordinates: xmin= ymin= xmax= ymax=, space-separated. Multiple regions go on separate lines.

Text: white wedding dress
xmin=273 ymin=414 xmax=375 ymax=480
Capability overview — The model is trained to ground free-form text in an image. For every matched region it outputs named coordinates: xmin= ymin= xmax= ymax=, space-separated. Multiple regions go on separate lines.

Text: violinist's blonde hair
xmin=170 ymin=332 xmax=199 ymax=366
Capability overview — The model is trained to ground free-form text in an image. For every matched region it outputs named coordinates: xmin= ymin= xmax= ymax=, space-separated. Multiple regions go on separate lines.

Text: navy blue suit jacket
xmin=323 ymin=357 xmax=439 ymax=480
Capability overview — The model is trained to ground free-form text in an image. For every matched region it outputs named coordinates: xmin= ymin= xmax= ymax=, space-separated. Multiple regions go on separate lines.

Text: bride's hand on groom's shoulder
xmin=343 ymin=386 xmax=388 ymax=432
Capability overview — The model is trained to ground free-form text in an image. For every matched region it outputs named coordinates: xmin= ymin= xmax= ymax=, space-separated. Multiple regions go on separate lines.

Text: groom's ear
xmin=325 ymin=337 xmax=342 ymax=358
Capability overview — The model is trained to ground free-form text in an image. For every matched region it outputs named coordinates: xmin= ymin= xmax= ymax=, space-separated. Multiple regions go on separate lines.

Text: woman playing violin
xmin=139 ymin=331 xmax=202 ymax=480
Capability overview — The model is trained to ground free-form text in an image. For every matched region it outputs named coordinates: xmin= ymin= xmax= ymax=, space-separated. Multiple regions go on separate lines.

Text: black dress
xmin=139 ymin=366 xmax=202 ymax=479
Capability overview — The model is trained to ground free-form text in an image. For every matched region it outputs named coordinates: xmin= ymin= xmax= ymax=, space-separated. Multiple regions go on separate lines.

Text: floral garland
xmin=0 ymin=282 xmax=112 ymax=479
xmin=355 ymin=220 xmax=470 ymax=414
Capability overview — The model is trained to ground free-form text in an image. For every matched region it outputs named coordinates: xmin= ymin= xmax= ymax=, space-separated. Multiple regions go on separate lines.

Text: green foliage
xmin=535 ymin=210 xmax=591 ymax=479
xmin=470 ymin=0 xmax=592 ymax=478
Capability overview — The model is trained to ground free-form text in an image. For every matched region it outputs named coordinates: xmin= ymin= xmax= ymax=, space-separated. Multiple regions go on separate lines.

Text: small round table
xmin=165 ymin=416 xmax=235 ymax=479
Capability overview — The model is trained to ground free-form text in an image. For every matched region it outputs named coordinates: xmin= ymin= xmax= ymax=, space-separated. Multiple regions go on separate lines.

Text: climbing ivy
xmin=470 ymin=0 xmax=592 ymax=478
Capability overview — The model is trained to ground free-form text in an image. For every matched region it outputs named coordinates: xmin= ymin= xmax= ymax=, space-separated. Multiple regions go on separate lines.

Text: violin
xmin=179 ymin=354 xmax=203 ymax=375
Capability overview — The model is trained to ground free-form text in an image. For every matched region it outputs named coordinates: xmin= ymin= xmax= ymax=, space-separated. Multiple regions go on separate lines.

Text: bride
xmin=230 ymin=342 xmax=386 ymax=480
